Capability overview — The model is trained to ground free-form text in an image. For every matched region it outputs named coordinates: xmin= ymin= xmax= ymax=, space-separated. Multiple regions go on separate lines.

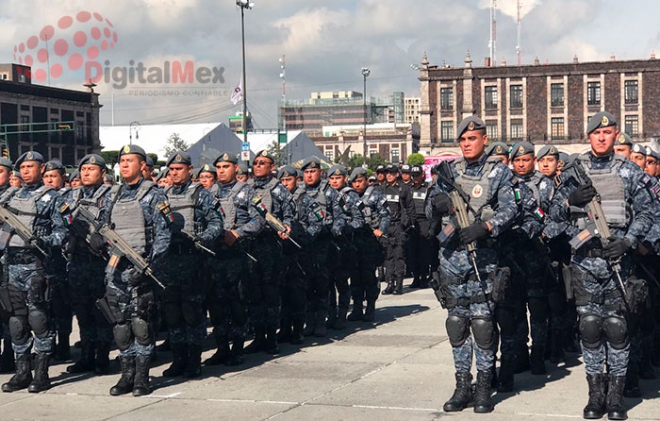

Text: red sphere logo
xmin=13 ymin=11 xmax=118 ymax=82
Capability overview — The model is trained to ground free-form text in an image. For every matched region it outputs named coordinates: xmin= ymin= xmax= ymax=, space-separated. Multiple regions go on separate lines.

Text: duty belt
xmin=7 ymin=248 xmax=38 ymax=264
xmin=575 ymin=247 xmax=604 ymax=258
xmin=576 ymin=288 xmax=622 ymax=311
xmin=452 ymin=292 xmax=493 ymax=307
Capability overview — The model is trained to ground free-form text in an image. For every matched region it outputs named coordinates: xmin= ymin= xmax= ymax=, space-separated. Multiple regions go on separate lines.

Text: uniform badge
xmin=46 ymin=163 xmax=53 ymax=171
xmin=618 ymin=135 xmax=626 ymax=143
xmin=203 ymin=164 xmax=210 ymax=171
xmin=601 ymin=115 xmax=609 ymax=126
xmin=471 ymin=184 xmax=483 ymax=198
xmin=89 ymin=156 xmax=96 ymax=164
xmin=549 ymin=147 xmax=556 ymax=154
xmin=518 ymin=145 xmax=525 ymax=154
xmin=175 ymin=154 xmax=182 ymax=162
xmin=495 ymin=145 xmax=503 ymax=154
xmin=334 ymin=169 xmax=341 ymax=175
xmin=123 ymin=145 xmax=131 ymax=154
xmin=467 ymin=121 xmax=475 ymax=131
xmin=222 ymin=153 xmax=229 ymax=161
xmin=27 ymin=151 xmax=34 ymax=160
xmin=261 ymin=150 xmax=268 ymax=157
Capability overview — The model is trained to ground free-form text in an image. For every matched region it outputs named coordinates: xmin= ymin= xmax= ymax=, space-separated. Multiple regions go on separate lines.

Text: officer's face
xmin=459 ymin=130 xmax=488 ymax=162
xmin=71 ymin=177 xmax=82 ymax=188
xmin=328 ymin=174 xmax=346 ymax=189
xmin=0 ymin=166 xmax=9 ymax=187
xmin=10 ymin=173 xmax=22 ymax=187
xmin=644 ymin=157 xmax=658 ymax=176
xmin=142 ymin=166 xmax=154 ymax=181
xmin=512 ymin=154 xmax=535 ymax=176
xmin=236 ymin=173 xmax=248 ymax=182
xmin=199 ymin=172 xmax=216 ymax=189
xmin=119 ymin=154 xmax=146 ymax=184
xmin=376 ymin=172 xmax=385 ymax=182
xmin=413 ymin=173 xmax=425 ymax=185
xmin=304 ymin=168 xmax=321 ymax=186
xmin=20 ymin=161 xmax=43 ymax=185
xmin=613 ymin=145 xmax=631 ymax=159
xmin=401 ymin=173 xmax=411 ymax=183
xmin=280 ymin=175 xmax=297 ymax=192
xmin=589 ymin=126 xmax=619 ymax=157
xmin=80 ymin=164 xmax=105 ymax=186
xmin=385 ymin=171 xmax=399 ymax=184
xmin=630 ymin=152 xmax=646 ymax=169
xmin=537 ymin=156 xmax=558 ymax=177
xmin=352 ymin=176 xmax=367 ymax=193
xmin=168 ymin=163 xmax=192 ymax=185
xmin=216 ymin=161 xmax=237 ymax=184
xmin=252 ymin=158 xmax=273 ymax=178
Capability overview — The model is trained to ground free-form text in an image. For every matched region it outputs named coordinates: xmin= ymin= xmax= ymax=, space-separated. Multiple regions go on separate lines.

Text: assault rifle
xmin=566 ymin=161 xmax=630 ymax=310
xmin=178 ymin=228 xmax=216 ymax=257
xmin=76 ymin=207 xmax=165 ymax=289
xmin=0 ymin=205 xmax=49 ymax=257
xmin=251 ymin=197 xmax=301 ymax=249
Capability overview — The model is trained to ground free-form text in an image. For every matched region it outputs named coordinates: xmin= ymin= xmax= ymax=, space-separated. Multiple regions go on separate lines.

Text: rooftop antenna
xmin=516 ymin=0 xmax=522 ymax=65
xmin=489 ymin=0 xmax=497 ymax=66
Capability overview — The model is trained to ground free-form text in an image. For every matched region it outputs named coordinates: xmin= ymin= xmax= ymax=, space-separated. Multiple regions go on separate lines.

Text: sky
xmin=0 ymin=0 xmax=658 ymax=132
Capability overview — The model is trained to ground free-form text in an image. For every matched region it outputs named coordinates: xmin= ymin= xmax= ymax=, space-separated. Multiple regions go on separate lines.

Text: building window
xmin=440 ymin=87 xmax=453 ymax=111
xmin=485 ymin=86 xmax=498 ymax=109
xmin=486 ymin=121 xmax=498 ymax=141
xmin=625 ymin=80 xmax=638 ymax=104
xmin=441 ymin=121 xmax=454 ymax=142
xmin=510 ymin=119 xmax=524 ymax=140
xmin=587 ymin=82 xmax=601 ymax=106
xmin=551 ymin=117 xmax=565 ymax=140
xmin=551 ymin=83 xmax=564 ymax=107
xmin=391 ymin=149 xmax=400 ymax=163
xmin=509 ymin=85 xmax=523 ymax=108
xmin=325 ymin=150 xmax=334 ymax=162
xmin=625 ymin=115 xmax=639 ymax=136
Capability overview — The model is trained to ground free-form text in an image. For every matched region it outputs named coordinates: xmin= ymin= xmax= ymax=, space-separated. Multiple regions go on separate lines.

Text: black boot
xmin=132 ymin=355 xmax=151 ymax=396
xmin=623 ymin=361 xmax=641 ymax=398
xmin=362 ymin=301 xmax=376 ymax=322
xmin=530 ymin=346 xmax=547 ymax=375
xmin=290 ymin=320 xmax=304 ymax=345
xmin=67 ymin=341 xmax=95 ymax=374
xmin=325 ymin=307 xmax=337 ymax=329
xmin=183 ymin=345 xmax=202 ymax=378
xmin=419 ymin=276 xmax=429 ymax=289
xmin=95 ymin=342 xmax=111 ymax=375
xmin=303 ymin=312 xmax=316 ymax=337
xmin=225 ymin=338 xmax=244 ymax=366
xmin=442 ymin=372 xmax=473 ymax=412
xmin=334 ymin=308 xmax=348 ymax=330
xmin=606 ymin=375 xmax=627 ymax=420
xmin=277 ymin=319 xmax=292 ymax=343
xmin=28 ymin=353 xmax=51 ymax=393
xmin=163 ymin=343 xmax=188 ymax=377
xmin=204 ymin=337 xmax=230 ymax=366
xmin=2 ymin=354 xmax=32 ymax=392
xmin=347 ymin=302 xmax=363 ymax=322
xmin=583 ymin=373 xmax=606 ymax=419
xmin=244 ymin=326 xmax=266 ymax=354
xmin=265 ymin=326 xmax=280 ymax=355
xmin=156 ymin=337 xmax=171 ymax=352
xmin=0 ymin=339 xmax=15 ymax=374
xmin=393 ymin=279 xmax=403 ymax=295
xmin=497 ymin=356 xmax=515 ymax=393
xmin=382 ymin=281 xmax=394 ymax=295
xmin=313 ymin=311 xmax=327 ymax=337
xmin=514 ymin=344 xmax=530 ymax=374
xmin=54 ymin=333 xmax=70 ymax=361
xmin=549 ymin=330 xmax=565 ymax=363
xmin=473 ymin=370 xmax=494 ymax=413
xmin=410 ymin=277 xmax=420 ymax=289
xmin=110 ymin=357 xmax=135 ymax=396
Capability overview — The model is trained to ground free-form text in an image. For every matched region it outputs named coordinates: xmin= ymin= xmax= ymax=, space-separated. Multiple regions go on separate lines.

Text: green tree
xmin=366 ymin=153 xmax=387 ymax=171
xmin=266 ymin=140 xmax=287 ymax=167
xmin=163 ymin=133 xmax=189 ymax=158
xmin=147 ymin=153 xmax=158 ymax=164
xmin=406 ymin=153 xmax=425 ymax=166
xmin=100 ymin=150 xmax=119 ymax=167
xmin=348 ymin=154 xmax=366 ymax=169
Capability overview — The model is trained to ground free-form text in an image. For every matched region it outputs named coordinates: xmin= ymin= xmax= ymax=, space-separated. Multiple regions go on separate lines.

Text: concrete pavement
xmin=0 ymin=281 xmax=658 ymax=420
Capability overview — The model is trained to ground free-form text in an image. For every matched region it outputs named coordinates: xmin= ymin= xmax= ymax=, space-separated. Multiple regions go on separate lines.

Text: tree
xmin=366 ymin=153 xmax=387 ymax=171
xmin=147 ymin=153 xmax=158 ymax=164
xmin=407 ymin=153 xmax=425 ymax=166
xmin=163 ymin=133 xmax=189 ymax=158
xmin=266 ymin=140 xmax=287 ymax=167
xmin=100 ymin=150 xmax=119 ymax=167
xmin=348 ymin=154 xmax=366 ymax=169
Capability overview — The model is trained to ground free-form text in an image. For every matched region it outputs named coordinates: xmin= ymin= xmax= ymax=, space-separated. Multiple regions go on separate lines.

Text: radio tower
xmin=516 ymin=0 xmax=522 ymax=65
xmin=489 ymin=0 xmax=497 ymax=66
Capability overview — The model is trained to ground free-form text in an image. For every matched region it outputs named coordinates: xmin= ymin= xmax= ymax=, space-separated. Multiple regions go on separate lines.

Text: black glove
xmin=126 ymin=268 xmax=143 ymax=286
xmin=433 ymin=193 xmax=452 ymax=216
xmin=603 ymin=237 xmax=631 ymax=260
xmin=459 ymin=222 xmax=489 ymax=245
xmin=568 ymin=184 xmax=597 ymax=207
xmin=89 ymin=233 xmax=106 ymax=253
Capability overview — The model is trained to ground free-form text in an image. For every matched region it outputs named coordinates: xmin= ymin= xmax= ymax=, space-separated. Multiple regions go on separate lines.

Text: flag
xmin=230 ymin=77 xmax=243 ymax=105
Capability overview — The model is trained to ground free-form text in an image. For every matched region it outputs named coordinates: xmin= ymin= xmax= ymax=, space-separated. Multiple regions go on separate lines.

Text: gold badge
xmin=222 ymin=153 xmax=229 ymax=160
xmin=283 ymin=171 xmax=290 ymax=177
xmin=261 ymin=151 xmax=268 ymax=157
xmin=601 ymin=115 xmax=609 ymax=126
xmin=26 ymin=151 xmax=33 ymax=160
xmin=549 ymin=147 xmax=556 ymax=154
xmin=467 ymin=121 xmax=475 ymax=130
xmin=203 ymin=164 xmax=210 ymax=171
xmin=618 ymin=135 xmax=626 ymax=143
xmin=472 ymin=184 xmax=484 ymax=198
xmin=495 ymin=145 xmax=503 ymax=154
xmin=46 ymin=163 xmax=53 ymax=170
xmin=518 ymin=145 xmax=525 ymax=154
xmin=334 ymin=168 xmax=341 ymax=175
xmin=89 ymin=156 xmax=96 ymax=164
xmin=175 ymin=154 xmax=182 ymax=162
xmin=123 ymin=145 xmax=131 ymax=154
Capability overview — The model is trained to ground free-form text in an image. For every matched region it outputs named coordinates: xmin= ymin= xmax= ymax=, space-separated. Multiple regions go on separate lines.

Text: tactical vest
xmin=337 ymin=186 xmax=354 ymax=217
xmin=71 ymin=184 xmax=112 ymax=219
xmin=166 ymin=183 xmax=204 ymax=234
xmin=109 ymin=181 xmax=155 ymax=255
xmin=218 ymin=181 xmax=247 ymax=231
xmin=411 ymin=185 xmax=427 ymax=216
xmin=59 ymin=186 xmax=72 ymax=197
xmin=250 ymin=178 xmax=279 ymax=213
xmin=362 ymin=186 xmax=380 ymax=229
xmin=305 ymin=180 xmax=331 ymax=225
xmin=523 ymin=172 xmax=545 ymax=202
xmin=383 ymin=185 xmax=402 ymax=219
xmin=4 ymin=186 xmax=53 ymax=248
xmin=572 ymin=154 xmax=629 ymax=229
xmin=453 ymin=156 xmax=499 ymax=223
xmin=208 ymin=183 xmax=219 ymax=195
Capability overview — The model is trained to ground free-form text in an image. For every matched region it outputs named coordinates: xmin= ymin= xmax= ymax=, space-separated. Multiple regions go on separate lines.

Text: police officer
xmin=400 ymin=164 xmax=413 ymax=186
xmin=485 ymin=142 xmax=510 ymax=165
xmin=142 ymin=156 xmax=155 ymax=182
xmin=198 ymin=163 xmax=219 ymax=194
xmin=300 ymin=157 xmax=346 ymax=336
xmin=64 ymin=154 xmax=114 ymax=376
xmin=549 ymin=111 xmax=654 ymax=420
xmin=69 ymin=170 xmax=82 ymax=188
xmin=278 ymin=165 xmax=323 ymax=342
xmin=0 ymin=151 xmax=69 ymax=393
xmin=161 ymin=151 xmax=222 ymax=378
xmin=42 ymin=160 xmax=73 ymax=361
xmin=426 ymin=116 xmax=518 ymax=413
xmin=101 ymin=145 xmax=171 ymax=397
xmin=375 ymin=164 xmax=386 ymax=186
xmin=236 ymin=163 xmax=249 ymax=183
xmin=381 ymin=164 xmax=414 ymax=295
xmin=612 ymin=133 xmax=633 ymax=159
xmin=349 ymin=168 xmax=390 ymax=322
xmin=204 ymin=152 xmax=263 ymax=366
xmin=0 ymin=157 xmax=13 ymax=374
xmin=409 ymin=165 xmax=432 ymax=288
xmin=245 ymin=150 xmax=293 ymax=354
xmin=326 ymin=164 xmax=364 ymax=330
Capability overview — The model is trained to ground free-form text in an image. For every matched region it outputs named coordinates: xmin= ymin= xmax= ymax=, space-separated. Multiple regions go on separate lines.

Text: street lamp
xmin=361 ymin=67 xmax=370 ymax=158
xmin=237 ymin=0 xmax=254 ymax=148
xmin=129 ymin=121 xmax=140 ymax=145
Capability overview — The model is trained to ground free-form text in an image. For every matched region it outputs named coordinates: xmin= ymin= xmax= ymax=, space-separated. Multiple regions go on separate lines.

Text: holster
xmin=428 ymin=271 xmax=446 ymax=308
xmin=625 ymin=277 xmax=649 ymax=315
xmin=0 ymin=285 xmax=12 ymax=313
xmin=95 ymin=296 xmax=118 ymax=324
xmin=491 ymin=267 xmax=511 ymax=303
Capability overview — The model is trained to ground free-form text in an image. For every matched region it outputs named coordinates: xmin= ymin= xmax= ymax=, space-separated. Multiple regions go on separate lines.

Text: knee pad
xmin=162 ymin=302 xmax=183 ymax=327
xmin=446 ymin=315 xmax=470 ymax=347
xmin=181 ymin=302 xmax=203 ymax=326
xmin=131 ymin=317 xmax=151 ymax=346
xmin=28 ymin=309 xmax=49 ymax=337
xmin=113 ymin=322 xmax=132 ymax=351
xmin=579 ymin=314 xmax=602 ymax=349
xmin=603 ymin=317 xmax=628 ymax=350
xmin=471 ymin=317 xmax=495 ymax=350
xmin=8 ymin=316 xmax=30 ymax=345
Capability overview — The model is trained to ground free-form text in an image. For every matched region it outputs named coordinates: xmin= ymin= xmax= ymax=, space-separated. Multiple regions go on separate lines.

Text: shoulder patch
xmin=488 ymin=166 xmax=500 ymax=179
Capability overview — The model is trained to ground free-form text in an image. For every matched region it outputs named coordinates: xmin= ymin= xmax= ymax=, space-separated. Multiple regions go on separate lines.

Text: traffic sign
xmin=242 ymin=142 xmax=250 ymax=151
xmin=241 ymin=150 xmax=250 ymax=161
